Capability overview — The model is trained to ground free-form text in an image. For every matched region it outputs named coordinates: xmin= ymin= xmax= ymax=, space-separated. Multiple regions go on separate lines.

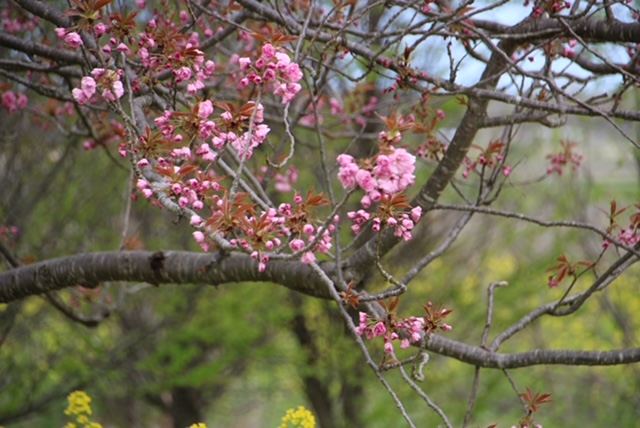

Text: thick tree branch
xmin=0 ymin=251 xmax=334 ymax=303
xmin=476 ymin=15 xmax=640 ymax=44
xmin=0 ymin=32 xmax=87 ymax=66
xmin=12 ymin=0 xmax=71 ymax=28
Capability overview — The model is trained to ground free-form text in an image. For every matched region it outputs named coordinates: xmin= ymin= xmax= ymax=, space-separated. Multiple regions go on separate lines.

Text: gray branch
xmin=0 ymin=251 xmax=333 ymax=303
xmin=426 ymin=335 xmax=640 ymax=368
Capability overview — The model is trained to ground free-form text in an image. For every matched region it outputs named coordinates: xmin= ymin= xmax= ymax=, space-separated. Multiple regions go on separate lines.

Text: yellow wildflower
xmin=188 ymin=424 xmax=207 ymax=428
xmin=63 ymin=391 xmax=103 ymax=428
xmin=64 ymin=391 xmax=92 ymax=416
xmin=279 ymin=406 xmax=316 ymax=428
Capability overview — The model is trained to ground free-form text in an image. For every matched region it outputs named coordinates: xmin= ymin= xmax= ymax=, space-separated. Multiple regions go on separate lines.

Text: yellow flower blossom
xmin=279 ymin=406 xmax=316 ymax=428
xmin=63 ymin=391 xmax=103 ymax=428
xmin=188 ymin=424 xmax=207 ymax=428
xmin=64 ymin=391 xmax=93 ymax=416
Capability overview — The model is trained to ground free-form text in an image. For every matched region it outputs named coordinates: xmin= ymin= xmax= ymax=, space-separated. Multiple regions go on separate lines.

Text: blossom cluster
xmin=462 ymin=140 xmax=512 ymax=179
xmin=72 ymin=68 xmax=125 ymax=105
xmin=356 ymin=304 xmax=452 ymax=357
xmin=337 ymin=138 xmax=422 ymax=240
xmin=337 ymin=148 xmax=416 ymax=208
xmin=546 ymin=140 xmax=583 ymax=175
xmin=415 ymin=138 xmax=447 ymax=160
xmin=190 ymin=195 xmax=337 ymax=271
xmin=138 ymin=22 xmax=216 ymax=95
xmin=602 ymin=202 xmax=640 ymax=250
xmin=237 ymin=43 xmax=303 ymax=103
xmin=138 ymin=106 xmax=333 ymax=270
xmin=462 ymin=155 xmax=512 ymax=179
xmin=0 ymin=225 xmax=19 ymax=237
xmin=356 ymin=312 xmax=426 ymax=355
xmin=129 ymin=40 xmax=306 ymax=270
xmin=617 ymin=227 xmax=639 ymax=247
xmin=55 ymin=27 xmax=84 ymax=49
xmin=72 ymin=15 xmax=217 ymax=98
xmin=2 ymin=7 xmax=38 ymax=33
xmin=150 ymin=99 xmax=269 ymax=164
xmin=1 ymin=90 xmax=28 ymax=114
xmin=348 ymin=206 xmax=422 ymax=241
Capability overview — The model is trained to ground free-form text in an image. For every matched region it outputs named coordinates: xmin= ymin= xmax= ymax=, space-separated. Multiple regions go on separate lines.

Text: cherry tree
xmin=1 ymin=0 xmax=640 ymax=426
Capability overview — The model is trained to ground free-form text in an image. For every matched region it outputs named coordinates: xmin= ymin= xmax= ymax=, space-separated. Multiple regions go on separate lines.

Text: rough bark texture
xmin=0 ymin=251 xmax=332 ymax=302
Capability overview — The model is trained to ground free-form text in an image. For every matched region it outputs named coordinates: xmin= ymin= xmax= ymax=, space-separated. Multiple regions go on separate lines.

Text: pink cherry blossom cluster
xmin=135 ymin=157 xmax=219 ymax=209
xmin=337 ymin=132 xmax=421 ymax=240
xmin=347 ymin=206 xmax=422 ymax=241
xmin=462 ymin=154 xmax=512 ymax=179
xmin=385 ymin=207 xmax=422 ymax=241
xmin=237 ymin=44 xmax=303 ymax=104
xmin=1 ymin=90 xmax=28 ymax=114
xmin=356 ymin=302 xmax=453 ymax=357
xmin=617 ymin=228 xmax=639 ymax=247
xmin=72 ymin=68 xmax=125 ymax=105
xmin=225 ymin=122 xmax=270 ymax=161
xmin=415 ymin=138 xmax=447 ymax=160
xmin=337 ymin=148 xmax=416 ymax=208
xmin=546 ymin=141 xmax=583 ymax=175
xmin=287 ymin=218 xmax=335 ymax=265
xmin=55 ymin=27 xmax=83 ymax=49
xmin=153 ymin=111 xmax=184 ymax=145
xmin=603 ymin=203 xmax=640 ymax=250
xmin=188 ymin=195 xmax=337 ymax=271
xmin=136 ymin=20 xmax=216 ymax=95
xmin=101 ymin=36 xmax=132 ymax=56
xmin=137 ymin=113 xmax=335 ymax=270
xmin=152 ymin=100 xmax=269 ymax=161
xmin=0 ymin=225 xmax=19 ymax=237
xmin=461 ymin=141 xmax=512 ymax=179
xmin=355 ymin=312 xmax=427 ymax=355
xmin=2 ymin=8 xmax=38 ymax=33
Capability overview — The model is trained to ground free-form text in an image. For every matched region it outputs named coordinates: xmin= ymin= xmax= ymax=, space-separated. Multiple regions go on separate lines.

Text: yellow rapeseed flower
xmin=64 ymin=391 xmax=93 ymax=416
xmin=279 ymin=406 xmax=316 ymax=428
xmin=63 ymin=391 xmax=103 ymax=428
xmin=188 ymin=424 xmax=207 ymax=428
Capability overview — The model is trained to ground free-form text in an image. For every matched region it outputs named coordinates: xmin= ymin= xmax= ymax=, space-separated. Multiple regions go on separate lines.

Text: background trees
xmin=1 ymin=0 xmax=640 ymax=426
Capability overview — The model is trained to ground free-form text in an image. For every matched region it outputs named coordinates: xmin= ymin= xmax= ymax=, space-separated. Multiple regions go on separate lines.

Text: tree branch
xmin=0 ymin=251 xmax=334 ymax=303
xmin=0 ymin=32 xmax=88 ymax=66
xmin=425 ymin=334 xmax=640 ymax=368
